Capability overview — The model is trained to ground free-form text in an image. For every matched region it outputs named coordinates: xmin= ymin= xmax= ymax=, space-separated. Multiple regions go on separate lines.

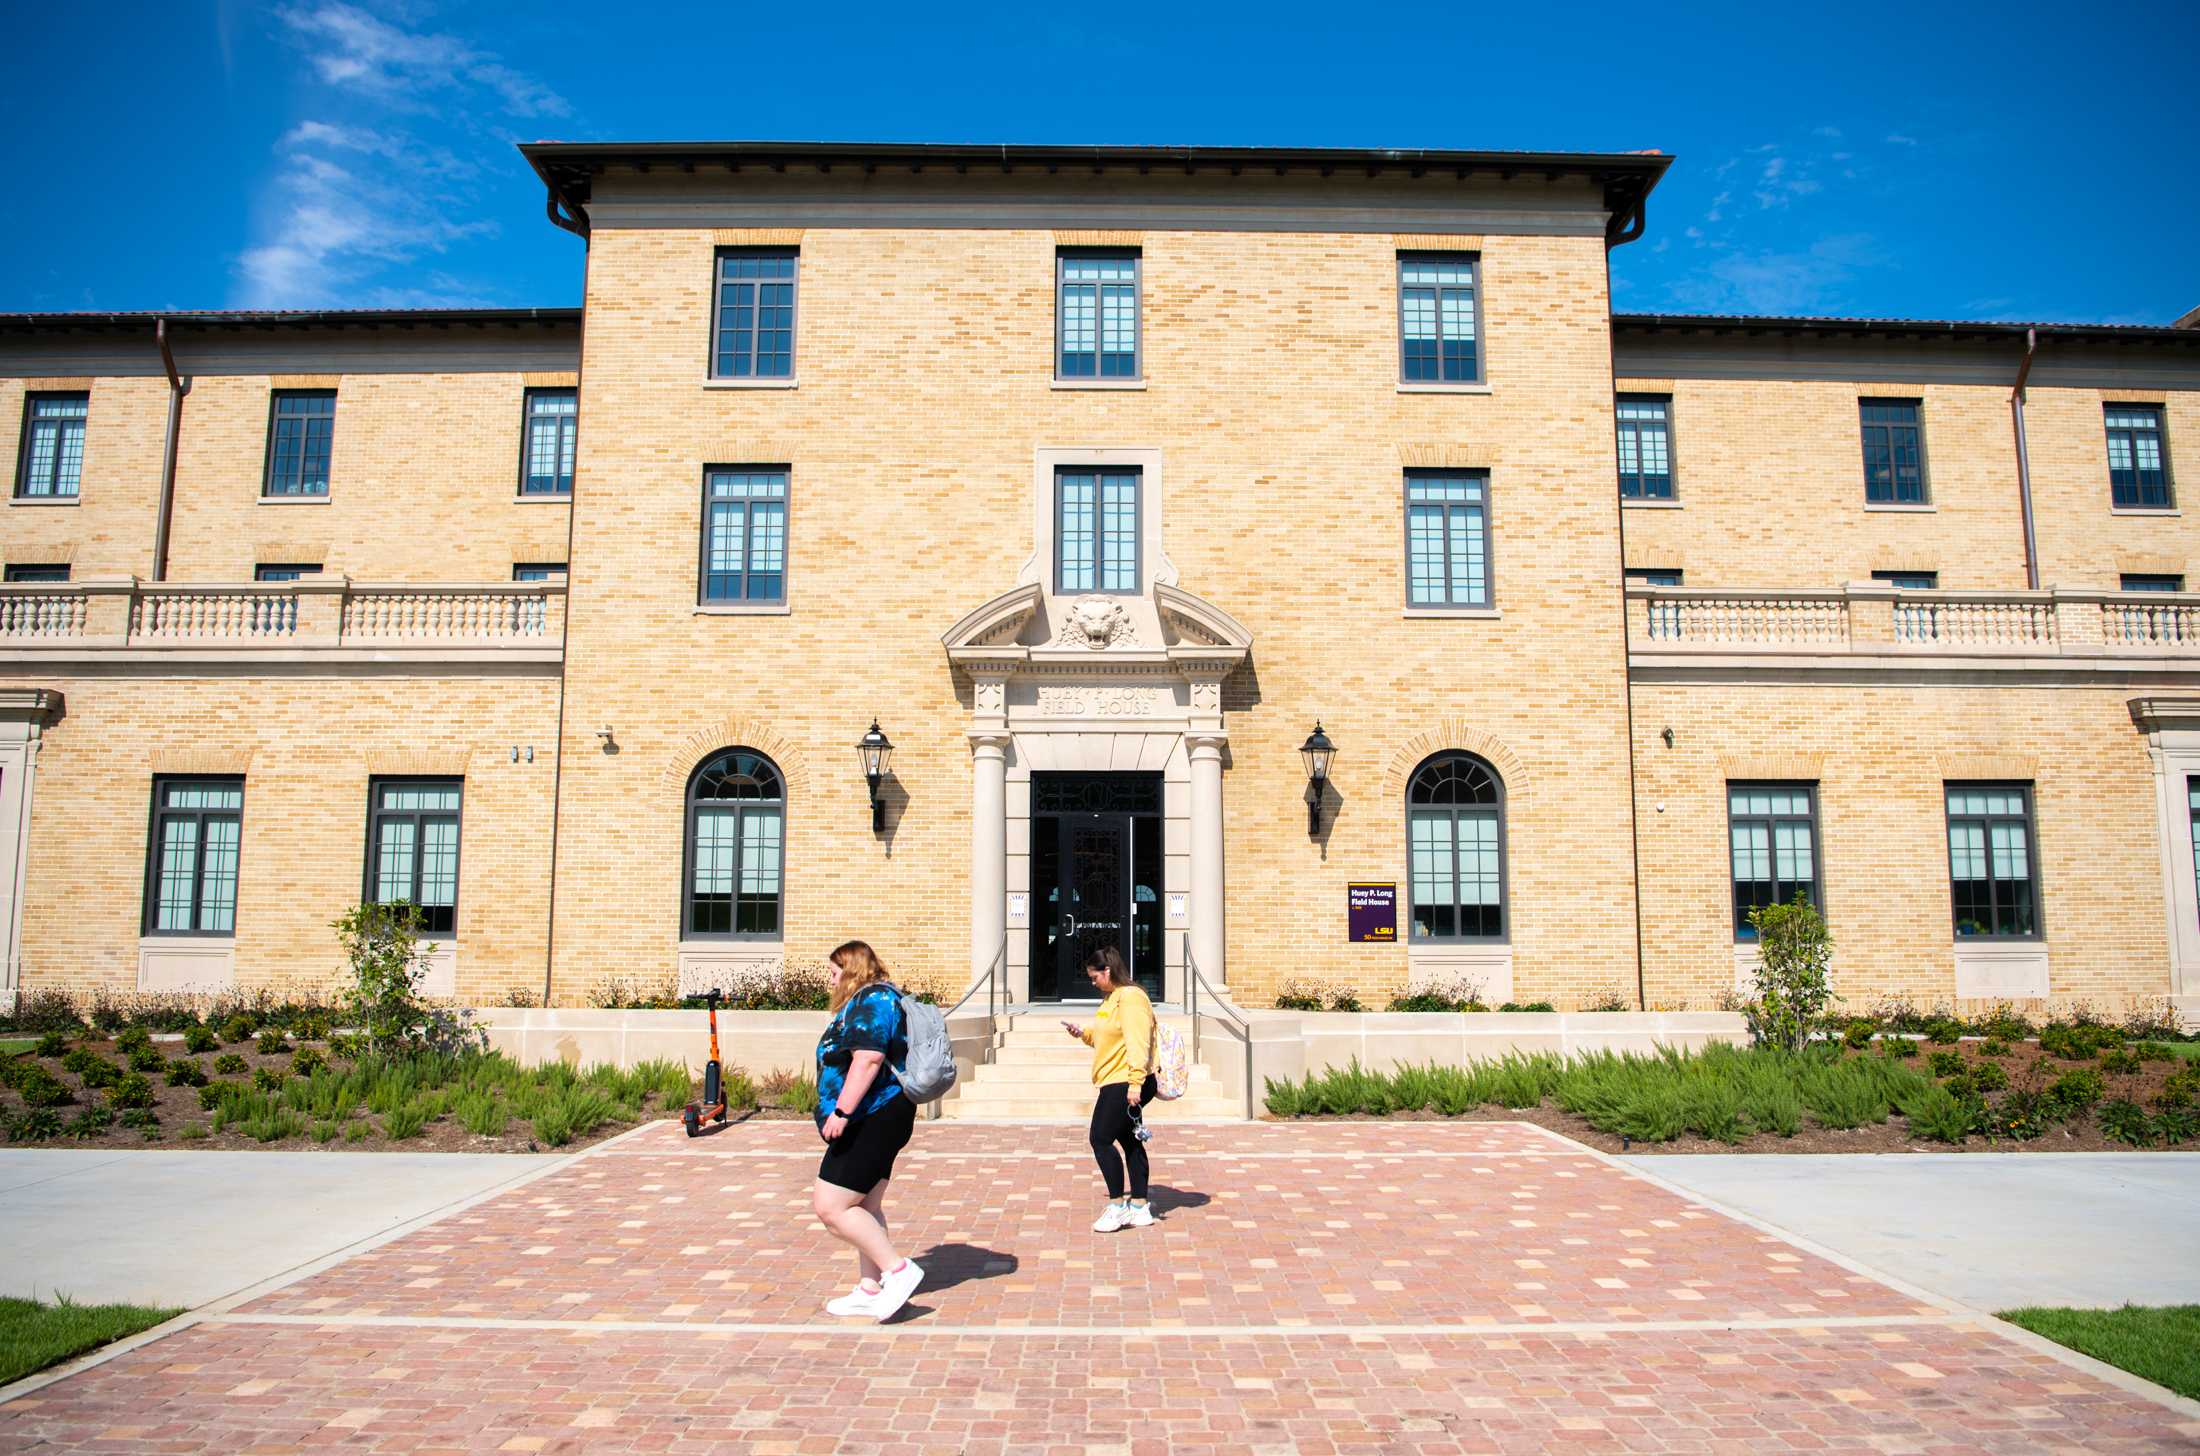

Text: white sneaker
xmin=826 ymin=1284 xmax=883 ymax=1317
xmin=1121 ymin=1202 xmax=1156 ymax=1229
xmin=1093 ymin=1202 xmax=1132 ymax=1233
xmin=871 ymin=1259 xmax=924 ymax=1323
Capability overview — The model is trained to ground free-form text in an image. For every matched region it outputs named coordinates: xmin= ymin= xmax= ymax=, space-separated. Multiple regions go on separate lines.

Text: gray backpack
xmin=889 ymin=986 xmax=957 ymax=1103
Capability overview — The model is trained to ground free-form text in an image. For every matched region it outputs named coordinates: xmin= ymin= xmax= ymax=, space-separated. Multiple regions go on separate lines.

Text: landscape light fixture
xmin=1299 ymin=721 xmax=1335 ymax=837
xmin=858 ymin=719 xmax=894 ymax=832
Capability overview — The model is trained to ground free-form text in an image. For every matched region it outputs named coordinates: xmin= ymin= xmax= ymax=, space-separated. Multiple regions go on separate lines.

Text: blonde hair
xmin=827 ymin=940 xmax=892 ymax=1012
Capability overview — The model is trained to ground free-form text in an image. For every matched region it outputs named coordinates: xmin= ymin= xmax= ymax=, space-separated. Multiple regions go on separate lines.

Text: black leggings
xmin=1089 ymin=1076 xmax=1158 ymax=1200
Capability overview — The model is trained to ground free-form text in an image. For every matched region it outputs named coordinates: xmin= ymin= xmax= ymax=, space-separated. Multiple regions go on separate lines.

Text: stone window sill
xmin=1621 ymin=498 xmax=1682 ymax=509
xmin=1404 ymin=606 xmax=1500 ymax=619
xmin=8 ymin=496 xmax=80 ymax=507
xmin=514 ymin=492 xmax=572 ymax=504
xmin=260 ymin=495 xmax=332 ymax=505
xmin=1398 ymin=382 xmax=1493 ymax=395
xmin=1051 ymin=378 xmax=1146 ymax=391
xmin=703 ymin=378 xmax=797 ymax=390
xmin=1863 ymin=502 xmax=1935 ymax=513
xmin=2111 ymin=506 xmax=2180 ymax=517
xmin=696 ymin=602 xmax=792 ymax=616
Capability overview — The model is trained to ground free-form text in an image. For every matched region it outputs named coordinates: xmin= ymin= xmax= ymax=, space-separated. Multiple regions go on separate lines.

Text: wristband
xmin=832 ymin=1105 xmax=859 ymax=1118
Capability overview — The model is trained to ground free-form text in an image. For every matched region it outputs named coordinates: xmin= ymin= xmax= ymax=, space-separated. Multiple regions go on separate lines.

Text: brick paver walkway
xmin=4 ymin=1119 xmax=2196 ymax=1453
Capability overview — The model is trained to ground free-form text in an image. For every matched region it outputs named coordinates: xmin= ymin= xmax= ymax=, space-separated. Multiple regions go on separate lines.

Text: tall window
xmin=513 ymin=563 xmax=567 ymax=582
xmin=1406 ymin=472 xmax=1491 ymax=608
xmin=1728 ymin=784 xmax=1821 ymax=939
xmin=16 ymin=393 xmax=87 ymax=499
xmin=1056 ymin=251 xmax=1140 ymax=379
xmin=1860 ymin=399 xmax=1925 ymax=504
xmin=685 ymin=750 xmax=784 ymax=938
xmin=144 ymin=778 xmax=244 ymax=935
xmin=1945 ymin=784 xmax=2039 ymax=939
xmin=1616 ymin=397 xmax=1673 ymax=499
xmin=701 ymin=468 xmax=788 ymax=605
xmin=2121 ymin=573 xmax=2184 ymax=592
xmin=1406 ymin=753 xmax=1506 ymax=940
xmin=1871 ymin=570 xmax=1939 ymax=590
xmin=520 ymin=389 xmax=577 ymax=495
xmin=254 ymin=564 xmax=322 ymax=582
xmin=2189 ymin=777 xmax=2200 ymax=921
xmin=264 ymin=391 xmax=336 ymax=497
xmin=2106 ymin=405 xmax=2170 ymax=509
xmin=3 ymin=565 xmax=69 ymax=583
xmin=711 ymin=249 xmax=798 ymax=379
xmin=1055 ymin=467 xmax=1140 ymax=594
xmin=1398 ymin=254 xmax=1480 ymax=384
xmin=367 ymin=780 xmax=462 ymax=937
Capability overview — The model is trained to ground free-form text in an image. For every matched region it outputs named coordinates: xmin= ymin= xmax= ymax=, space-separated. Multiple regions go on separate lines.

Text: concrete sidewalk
xmin=1629 ymin=1151 xmax=2200 ymax=1310
xmin=0 ymin=1150 xmax=560 ymax=1308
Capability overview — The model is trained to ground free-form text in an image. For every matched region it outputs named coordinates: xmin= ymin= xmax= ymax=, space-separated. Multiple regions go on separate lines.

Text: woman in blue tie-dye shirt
xmin=810 ymin=940 xmax=923 ymax=1321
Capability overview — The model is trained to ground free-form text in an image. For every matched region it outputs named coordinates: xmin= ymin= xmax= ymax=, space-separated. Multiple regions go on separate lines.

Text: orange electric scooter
xmin=682 ymin=988 xmax=729 ymax=1137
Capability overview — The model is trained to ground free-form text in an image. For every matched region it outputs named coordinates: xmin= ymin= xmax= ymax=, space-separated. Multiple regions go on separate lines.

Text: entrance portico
xmin=945 ymin=579 xmax=1251 ymax=1004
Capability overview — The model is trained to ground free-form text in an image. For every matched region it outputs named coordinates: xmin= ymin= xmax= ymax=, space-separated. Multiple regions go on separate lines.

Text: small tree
xmin=1743 ymin=893 xmax=1833 ymax=1053
xmin=333 ymin=901 xmax=481 ymax=1057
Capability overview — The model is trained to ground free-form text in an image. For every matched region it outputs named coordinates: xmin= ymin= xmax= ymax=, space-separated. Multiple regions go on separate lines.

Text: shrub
xmin=196 ymin=1083 xmax=229 ymax=1111
xmin=183 ymin=1025 xmax=220 ymax=1055
xmin=33 ymin=1031 xmax=69 ymax=1059
xmin=1801 ymin=1063 xmax=1890 ymax=1130
xmin=126 ymin=1045 xmax=166 ymax=1074
xmin=120 ymin=1108 xmax=160 ymax=1136
xmin=2098 ymin=1099 xmax=2156 ymax=1148
xmin=2046 ymin=1067 xmax=2105 ymax=1114
xmin=108 ymin=1073 xmax=155 ymax=1110
xmin=1740 ymin=895 xmax=1832 ymax=1053
xmin=8 ymin=989 xmax=86 ymax=1036
xmin=1969 ymin=1004 xmax=2035 ymax=1041
xmin=2135 ymin=1041 xmax=2174 ymax=1064
xmin=1923 ymin=1019 xmax=1963 ymax=1046
xmin=2153 ymin=1105 xmax=2197 ymax=1144
xmin=722 ymin=1068 xmax=758 ymax=1111
xmin=2159 ymin=1067 xmax=2200 ymax=1109
xmin=1264 ymin=1076 xmax=1305 ymax=1118
xmin=292 ymin=1011 xmax=334 ymax=1043
xmin=382 ymin=1102 xmax=431 ymax=1140
xmin=1979 ymin=1038 xmax=2011 ymax=1058
xmin=1928 ymin=1050 xmax=1966 ymax=1079
xmin=212 ymin=1053 xmax=247 ymax=1076
xmin=1273 ymin=978 xmax=1325 ymax=1012
xmin=454 ymin=1090 xmax=507 ymax=1137
xmin=328 ymin=1033 xmax=364 ymax=1060
xmin=1580 ymin=986 xmax=1632 ymax=1013
xmin=344 ymin=1121 xmax=370 ymax=1143
xmin=1967 ymin=1060 xmax=2009 ymax=1093
xmin=2098 ymin=1048 xmax=2141 ymax=1076
xmin=1497 ymin=1001 xmax=1557 ymax=1013
xmin=219 ymin=1014 xmax=256 ymax=1045
xmin=242 ymin=1109 xmax=306 ymax=1143
xmin=15 ymin=1064 xmax=73 ymax=1108
xmin=255 ymin=1029 xmax=291 ymax=1056
xmin=1841 ymin=1020 xmax=1877 ymax=1050
xmin=291 ymin=1047 xmax=326 ymax=1077
xmin=333 ymin=900 xmax=482 ymax=1056
xmin=530 ymin=1087 xmax=618 ymax=1147
xmin=1899 ymin=1083 xmax=1981 ymax=1143
xmin=165 ymin=1059 xmax=207 ymax=1088
xmin=311 ymin=1120 xmax=341 ymax=1143
xmin=2041 ymin=1022 xmax=2121 ymax=1061
xmin=113 ymin=1026 xmax=152 ymax=1053
xmin=1880 ymin=1037 xmax=1918 ymax=1059
xmin=75 ymin=1057 xmax=121 ymax=1091
xmin=66 ymin=1106 xmax=117 ymax=1138
xmin=9 ymin=1107 xmax=64 ymax=1141
xmin=1326 ymin=988 xmax=1365 ymax=1013
xmin=252 ymin=1066 xmax=286 ymax=1092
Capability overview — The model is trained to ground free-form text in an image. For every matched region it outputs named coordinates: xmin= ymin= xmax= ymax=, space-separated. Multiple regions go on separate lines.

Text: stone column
xmin=1186 ymin=731 xmax=1227 ymax=990
xmin=970 ymin=732 xmax=1010 ymax=991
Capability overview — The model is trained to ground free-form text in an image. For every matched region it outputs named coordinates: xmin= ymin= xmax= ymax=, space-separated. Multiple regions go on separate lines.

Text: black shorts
xmin=817 ymin=1093 xmax=916 ymax=1193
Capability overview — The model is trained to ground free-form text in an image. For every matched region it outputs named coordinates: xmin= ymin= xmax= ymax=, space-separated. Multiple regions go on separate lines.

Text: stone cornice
xmin=0 ymin=689 xmax=61 ymax=722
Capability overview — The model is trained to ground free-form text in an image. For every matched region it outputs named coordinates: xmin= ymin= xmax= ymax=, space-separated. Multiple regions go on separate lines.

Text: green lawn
xmin=1999 ymin=1305 xmax=2200 ymax=1400
xmin=0 ymin=1039 xmax=35 ymax=1057
xmin=0 ymin=1297 xmax=181 ymax=1386
xmin=2146 ymin=1040 xmax=2200 ymax=1061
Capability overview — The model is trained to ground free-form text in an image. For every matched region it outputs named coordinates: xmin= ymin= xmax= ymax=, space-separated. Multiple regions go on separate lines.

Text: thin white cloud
xmin=236 ymin=2 xmax=563 ymax=307
xmin=1813 ymin=126 xmax=1843 ymax=139
xmin=1885 ymin=133 xmax=1919 ymax=146
xmin=1664 ymin=234 xmax=1880 ymax=314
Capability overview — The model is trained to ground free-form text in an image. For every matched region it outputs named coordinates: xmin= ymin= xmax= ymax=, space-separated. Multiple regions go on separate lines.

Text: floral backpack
xmin=1151 ymin=1018 xmax=1189 ymax=1100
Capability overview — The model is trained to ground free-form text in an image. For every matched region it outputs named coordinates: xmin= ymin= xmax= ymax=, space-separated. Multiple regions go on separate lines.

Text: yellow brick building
xmin=1 ymin=142 xmax=2194 ymax=1021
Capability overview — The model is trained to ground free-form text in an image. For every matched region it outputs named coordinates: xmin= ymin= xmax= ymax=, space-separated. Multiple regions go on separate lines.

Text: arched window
xmin=1406 ymin=752 xmax=1506 ymax=941
xmin=684 ymin=749 xmax=784 ymax=938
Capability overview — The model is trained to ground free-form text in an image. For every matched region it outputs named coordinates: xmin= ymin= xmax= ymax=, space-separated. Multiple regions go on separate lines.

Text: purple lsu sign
xmin=1348 ymin=882 xmax=1397 ymax=943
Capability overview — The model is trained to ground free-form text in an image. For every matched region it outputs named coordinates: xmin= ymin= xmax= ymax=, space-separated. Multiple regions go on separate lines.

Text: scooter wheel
xmin=683 ymin=1107 xmax=702 ymax=1138
xmin=715 ymin=1106 xmax=729 ymax=1124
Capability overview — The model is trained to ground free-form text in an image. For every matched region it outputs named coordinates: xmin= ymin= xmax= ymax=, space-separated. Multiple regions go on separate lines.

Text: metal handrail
xmin=945 ymin=933 xmax=1007 ymax=1025
xmin=1184 ymin=941 xmax=1255 ymax=1119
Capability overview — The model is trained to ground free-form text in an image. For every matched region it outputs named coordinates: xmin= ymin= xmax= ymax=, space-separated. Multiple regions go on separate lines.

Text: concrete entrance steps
xmin=941 ymin=1016 xmax=1247 ymax=1120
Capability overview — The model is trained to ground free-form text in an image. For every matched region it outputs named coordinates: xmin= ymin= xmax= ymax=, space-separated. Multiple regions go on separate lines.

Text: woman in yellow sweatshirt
xmin=1061 ymin=946 xmax=1158 ymax=1232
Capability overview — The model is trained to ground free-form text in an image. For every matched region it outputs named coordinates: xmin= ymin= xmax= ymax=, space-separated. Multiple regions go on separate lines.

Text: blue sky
xmin=5 ymin=0 xmax=2195 ymax=323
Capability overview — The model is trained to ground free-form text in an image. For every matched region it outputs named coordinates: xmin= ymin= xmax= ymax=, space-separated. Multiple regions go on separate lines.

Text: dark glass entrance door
xmin=1030 ymin=772 xmax=1163 ymax=1001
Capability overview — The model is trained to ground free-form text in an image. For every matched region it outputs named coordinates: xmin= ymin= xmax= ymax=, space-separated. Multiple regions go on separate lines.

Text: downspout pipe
xmin=2011 ymin=327 xmax=2040 ymax=590
xmin=152 ymin=319 xmax=190 ymax=582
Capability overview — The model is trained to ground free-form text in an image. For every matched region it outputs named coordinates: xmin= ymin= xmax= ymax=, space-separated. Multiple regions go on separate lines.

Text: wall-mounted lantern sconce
xmin=1299 ymin=721 xmax=1335 ymax=837
xmin=595 ymin=725 xmax=616 ymax=751
xmin=1660 ymin=725 xmax=1675 ymax=749
xmin=858 ymin=719 xmax=894 ymax=832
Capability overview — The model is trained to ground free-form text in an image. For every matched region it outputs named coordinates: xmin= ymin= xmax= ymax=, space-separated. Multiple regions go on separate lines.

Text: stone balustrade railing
xmin=0 ymin=577 xmax=565 ymax=656
xmin=1628 ymin=582 xmax=2200 ymax=658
